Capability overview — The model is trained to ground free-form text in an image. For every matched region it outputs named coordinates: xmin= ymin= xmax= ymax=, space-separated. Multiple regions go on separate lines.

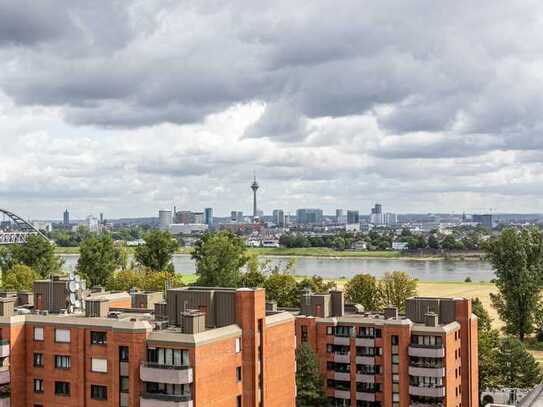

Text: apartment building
xmin=295 ymin=290 xmax=478 ymax=407
xmin=0 ymin=282 xmax=296 ymax=407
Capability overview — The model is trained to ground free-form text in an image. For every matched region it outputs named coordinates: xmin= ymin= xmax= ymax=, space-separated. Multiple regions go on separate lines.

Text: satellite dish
xmin=68 ymin=272 xmax=75 ymax=281
xmin=69 ymin=293 xmax=76 ymax=304
xmin=69 ymin=281 xmax=77 ymax=292
xmin=74 ymin=300 xmax=81 ymax=308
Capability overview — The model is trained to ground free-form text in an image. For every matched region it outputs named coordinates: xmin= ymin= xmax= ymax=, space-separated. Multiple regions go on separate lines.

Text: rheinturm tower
xmin=251 ymin=176 xmax=259 ymax=222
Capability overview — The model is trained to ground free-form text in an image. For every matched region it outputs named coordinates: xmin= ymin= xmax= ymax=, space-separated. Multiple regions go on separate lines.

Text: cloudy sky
xmin=1 ymin=0 xmax=543 ymax=219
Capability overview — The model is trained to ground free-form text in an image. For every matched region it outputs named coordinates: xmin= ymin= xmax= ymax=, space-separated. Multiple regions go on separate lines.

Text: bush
xmin=465 ymin=277 xmax=472 ymax=283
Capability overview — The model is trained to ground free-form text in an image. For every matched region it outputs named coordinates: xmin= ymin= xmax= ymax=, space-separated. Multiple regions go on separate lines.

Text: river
xmin=60 ymin=254 xmax=494 ymax=282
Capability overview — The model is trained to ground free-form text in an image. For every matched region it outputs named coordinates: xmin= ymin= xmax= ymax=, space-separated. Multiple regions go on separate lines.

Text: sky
xmin=2 ymin=1 xmax=543 ymax=219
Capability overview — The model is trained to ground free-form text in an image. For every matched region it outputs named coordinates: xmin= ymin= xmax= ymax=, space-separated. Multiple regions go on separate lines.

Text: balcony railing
xmin=140 ymin=362 xmax=193 ymax=385
xmin=142 ymin=393 xmax=192 ymax=402
xmin=0 ymin=341 xmax=9 ymax=347
xmin=142 ymin=362 xmax=191 ymax=370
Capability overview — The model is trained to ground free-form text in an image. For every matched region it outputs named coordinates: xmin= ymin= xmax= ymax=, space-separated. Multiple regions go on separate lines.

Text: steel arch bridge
xmin=0 ymin=208 xmax=50 ymax=245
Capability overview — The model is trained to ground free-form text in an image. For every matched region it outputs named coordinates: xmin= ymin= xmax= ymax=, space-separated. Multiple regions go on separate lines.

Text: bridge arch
xmin=0 ymin=208 xmax=51 ymax=244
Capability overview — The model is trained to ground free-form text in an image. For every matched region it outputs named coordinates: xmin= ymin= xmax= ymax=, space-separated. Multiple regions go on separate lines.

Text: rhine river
xmin=60 ymin=254 xmax=494 ymax=282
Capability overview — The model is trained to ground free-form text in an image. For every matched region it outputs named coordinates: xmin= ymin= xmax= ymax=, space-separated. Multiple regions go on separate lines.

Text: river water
xmin=60 ymin=254 xmax=494 ymax=282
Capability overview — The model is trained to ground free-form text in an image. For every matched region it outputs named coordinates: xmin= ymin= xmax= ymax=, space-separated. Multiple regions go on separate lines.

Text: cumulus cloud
xmin=1 ymin=0 xmax=543 ymax=217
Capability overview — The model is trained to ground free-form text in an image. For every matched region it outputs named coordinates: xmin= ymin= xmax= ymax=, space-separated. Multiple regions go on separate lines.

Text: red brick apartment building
xmin=296 ymin=291 xmax=478 ymax=407
xmin=0 ymin=280 xmax=296 ymax=407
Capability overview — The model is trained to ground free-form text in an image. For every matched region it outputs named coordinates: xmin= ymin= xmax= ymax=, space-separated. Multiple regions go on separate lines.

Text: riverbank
xmin=54 ymin=246 xmax=484 ymax=261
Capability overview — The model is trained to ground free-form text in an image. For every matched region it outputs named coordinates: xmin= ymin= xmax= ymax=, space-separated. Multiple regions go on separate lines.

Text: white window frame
xmin=33 ymin=327 xmax=44 ymax=341
xmin=91 ymin=358 xmax=108 ymax=373
xmin=235 ymin=337 xmax=242 ymax=353
xmin=55 ymin=329 xmax=70 ymax=343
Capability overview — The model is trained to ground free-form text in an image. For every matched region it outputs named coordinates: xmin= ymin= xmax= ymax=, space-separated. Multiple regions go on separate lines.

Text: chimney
xmin=85 ymin=298 xmax=109 ymax=318
xmin=384 ymin=306 xmax=398 ymax=319
xmin=154 ymin=301 xmax=168 ymax=321
xmin=17 ymin=291 xmax=33 ymax=307
xmin=425 ymin=312 xmax=439 ymax=327
xmin=182 ymin=310 xmax=206 ymax=334
xmin=330 ymin=290 xmax=345 ymax=317
xmin=0 ymin=298 xmax=15 ymax=317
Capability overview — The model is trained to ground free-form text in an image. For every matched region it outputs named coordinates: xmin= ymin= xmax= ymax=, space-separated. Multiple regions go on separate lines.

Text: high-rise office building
xmin=296 ymin=290 xmax=478 ymax=407
xmin=336 ymin=209 xmax=345 ymax=224
xmin=384 ymin=212 xmax=398 ymax=226
xmin=472 ymin=214 xmax=493 ymax=229
xmin=231 ymin=211 xmax=244 ymax=223
xmin=204 ymin=208 xmax=213 ymax=226
xmin=296 ymin=208 xmax=323 ymax=225
xmin=0 ymin=283 xmax=296 ymax=406
xmin=370 ymin=204 xmax=384 ymax=225
xmin=273 ymin=209 xmax=285 ymax=227
xmin=347 ymin=210 xmax=360 ymax=225
xmin=63 ymin=209 xmax=70 ymax=226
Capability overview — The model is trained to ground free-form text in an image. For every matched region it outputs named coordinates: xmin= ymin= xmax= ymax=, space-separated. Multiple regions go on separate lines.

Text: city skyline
xmin=3 ymin=2 xmax=543 ymax=218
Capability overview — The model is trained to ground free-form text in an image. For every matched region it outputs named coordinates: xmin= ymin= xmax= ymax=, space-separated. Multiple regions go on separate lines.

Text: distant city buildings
xmin=86 ymin=215 xmax=100 ymax=233
xmin=296 ymin=208 xmax=323 ymax=225
xmin=273 ymin=209 xmax=285 ymax=227
xmin=63 ymin=209 xmax=70 ymax=226
xmin=472 ymin=214 xmax=494 ymax=229
xmin=370 ymin=203 xmax=384 ymax=225
xmin=346 ymin=210 xmax=360 ymax=225
xmin=158 ymin=209 xmax=173 ymax=230
xmin=204 ymin=208 xmax=213 ymax=226
xmin=231 ymin=211 xmax=244 ymax=223
xmin=251 ymin=176 xmax=259 ymax=222
xmin=175 ymin=210 xmax=204 ymax=225
xmin=336 ymin=209 xmax=346 ymax=224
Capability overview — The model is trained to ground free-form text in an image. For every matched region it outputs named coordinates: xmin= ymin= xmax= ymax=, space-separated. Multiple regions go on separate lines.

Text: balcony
xmin=410 ymin=403 xmax=444 ymax=407
xmin=355 ymin=338 xmax=375 ymax=347
xmin=333 ymin=353 xmax=350 ymax=363
xmin=408 ymin=366 xmax=445 ymax=378
xmin=409 ymin=386 xmax=446 ymax=398
xmin=408 ymin=346 xmax=445 ymax=358
xmin=334 ymin=390 xmax=350 ymax=399
xmin=333 ymin=372 xmax=350 ymax=381
xmin=356 ymin=392 xmax=376 ymax=402
xmin=140 ymin=393 xmax=193 ymax=407
xmin=333 ymin=336 xmax=350 ymax=346
xmin=355 ymin=356 xmax=375 ymax=365
xmin=140 ymin=362 xmax=193 ymax=385
xmin=0 ymin=368 xmax=9 ymax=386
xmin=356 ymin=374 xmax=375 ymax=383
xmin=0 ymin=341 xmax=9 ymax=358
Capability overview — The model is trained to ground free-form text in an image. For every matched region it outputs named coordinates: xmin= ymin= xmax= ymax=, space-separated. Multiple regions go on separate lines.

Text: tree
xmin=135 ymin=230 xmax=178 ymax=273
xmin=345 ymin=274 xmax=382 ymax=311
xmin=478 ymin=328 xmax=500 ymax=390
xmin=494 ymin=337 xmax=543 ymax=388
xmin=296 ymin=343 xmax=326 ymax=407
xmin=297 ymin=275 xmax=336 ymax=293
xmin=472 ymin=297 xmax=492 ymax=332
xmin=486 ymin=228 xmax=543 ymax=340
xmin=427 ymin=234 xmax=440 ymax=249
xmin=6 ymin=235 xmax=63 ymax=278
xmin=77 ymin=234 xmax=124 ymax=287
xmin=106 ymin=265 xmax=182 ymax=292
xmin=3 ymin=264 xmax=36 ymax=291
xmin=379 ymin=271 xmax=417 ymax=312
xmin=263 ymin=273 xmax=299 ymax=307
xmin=239 ymin=255 xmax=267 ymax=288
xmin=192 ymin=231 xmax=248 ymax=287
xmin=441 ymin=234 xmax=464 ymax=250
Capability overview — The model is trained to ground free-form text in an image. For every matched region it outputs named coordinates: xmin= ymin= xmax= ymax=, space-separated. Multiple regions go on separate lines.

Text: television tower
xmin=251 ymin=175 xmax=259 ymax=222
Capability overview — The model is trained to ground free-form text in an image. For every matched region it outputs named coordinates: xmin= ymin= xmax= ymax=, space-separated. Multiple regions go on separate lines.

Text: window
xmin=326 ymin=326 xmax=333 ymax=335
xmin=34 ymin=353 xmax=44 ymax=367
xmin=237 ymin=395 xmax=242 ymax=407
xmin=90 ymin=331 xmax=107 ymax=345
xmin=334 ymin=325 xmax=352 ymax=337
xmin=33 ymin=379 xmax=44 ymax=393
xmin=91 ymin=358 xmax=108 ymax=373
xmin=391 ymin=335 xmax=399 ymax=346
xmin=55 ymin=355 xmax=71 ymax=369
xmin=236 ymin=366 xmax=242 ymax=381
xmin=147 ymin=348 xmax=189 ymax=367
xmin=55 ymin=381 xmax=70 ymax=396
xmin=235 ymin=338 xmax=242 ymax=353
xmin=33 ymin=327 xmax=44 ymax=341
xmin=90 ymin=385 xmax=107 ymax=400
xmin=119 ymin=346 xmax=129 ymax=362
xmin=120 ymin=376 xmax=129 ymax=393
xmin=55 ymin=329 xmax=70 ymax=343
